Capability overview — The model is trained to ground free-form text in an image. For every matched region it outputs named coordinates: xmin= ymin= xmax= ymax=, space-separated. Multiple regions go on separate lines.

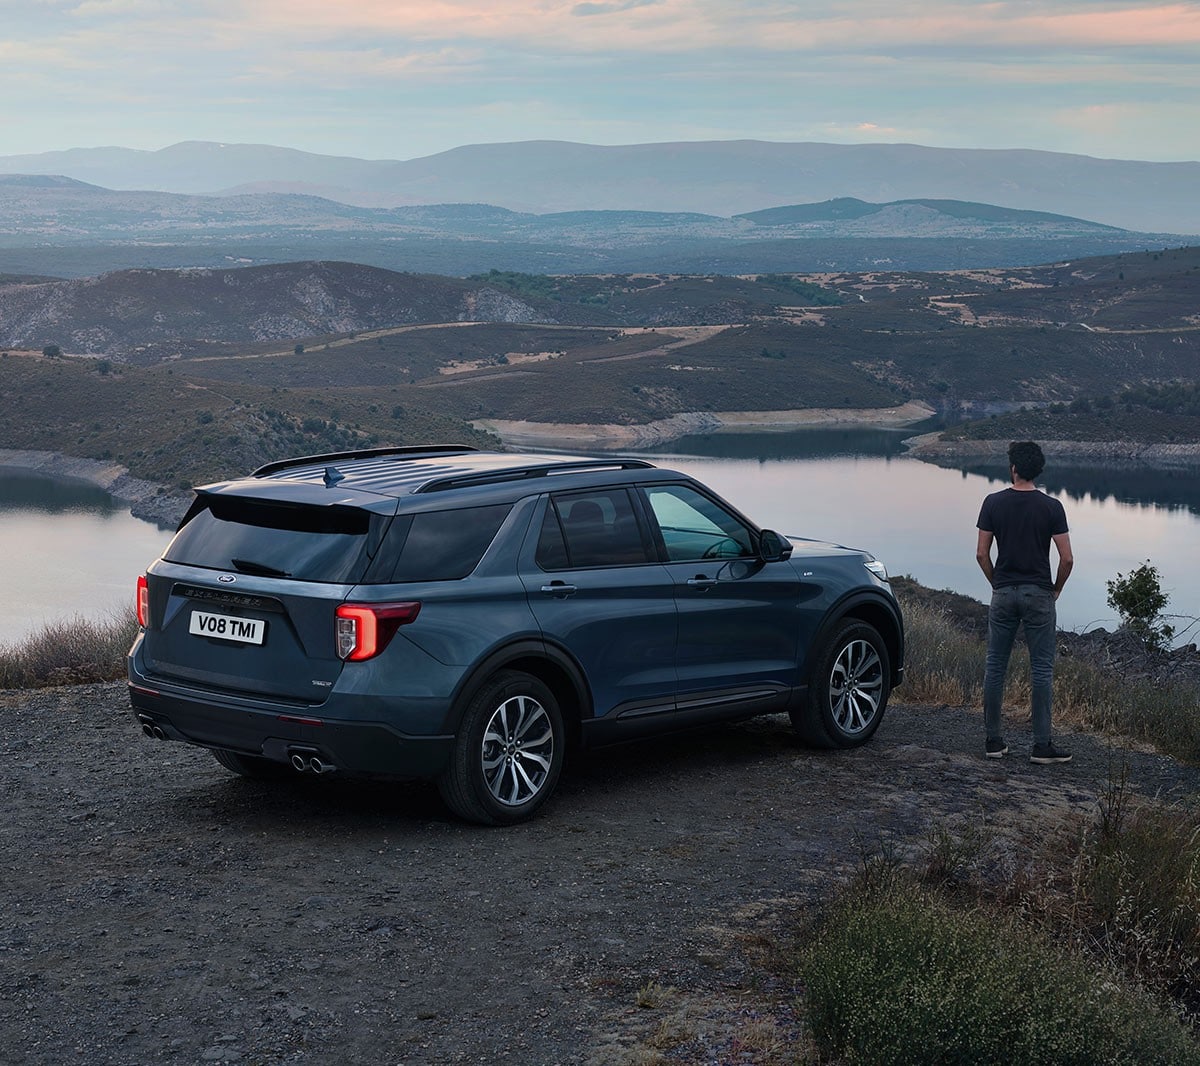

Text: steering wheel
xmin=701 ymin=537 xmax=745 ymax=559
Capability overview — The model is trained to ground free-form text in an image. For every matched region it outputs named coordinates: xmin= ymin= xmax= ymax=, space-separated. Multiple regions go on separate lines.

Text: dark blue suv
xmin=129 ymin=446 xmax=904 ymax=824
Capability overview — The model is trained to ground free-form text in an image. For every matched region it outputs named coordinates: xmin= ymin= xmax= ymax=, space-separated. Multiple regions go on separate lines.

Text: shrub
xmin=1107 ymin=560 xmax=1174 ymax=651
xmin=0 ymin=611 xmax=138 ymax=689
xmin=799 ymin=884 xmax=1200 ymax=1065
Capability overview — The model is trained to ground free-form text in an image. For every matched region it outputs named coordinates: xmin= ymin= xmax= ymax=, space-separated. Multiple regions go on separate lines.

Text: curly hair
xmin=1008 ymin=440 xmax=1045 ymax=482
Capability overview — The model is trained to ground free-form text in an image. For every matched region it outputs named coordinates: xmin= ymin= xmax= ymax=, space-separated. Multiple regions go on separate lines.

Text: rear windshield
xmin=164 ymin=495 xmax=383 ymax=583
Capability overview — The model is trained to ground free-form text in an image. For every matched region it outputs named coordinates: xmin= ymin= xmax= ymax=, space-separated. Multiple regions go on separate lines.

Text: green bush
xmin=1107 ymin=560 xmax=1174 ymax=650
xmin=800 ymin=885 xmax=1200 ymax=1065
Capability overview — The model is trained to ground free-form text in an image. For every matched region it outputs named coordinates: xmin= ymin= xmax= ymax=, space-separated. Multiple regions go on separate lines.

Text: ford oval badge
xmin=217 ymin=574 xmax=236 ymax=584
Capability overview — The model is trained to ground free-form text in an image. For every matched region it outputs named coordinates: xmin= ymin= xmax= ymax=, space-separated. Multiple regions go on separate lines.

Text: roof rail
xmin=416 ymin=458 xmax=655 ymax=493
xmin=251 ymin=445 xmax=478 ymax=478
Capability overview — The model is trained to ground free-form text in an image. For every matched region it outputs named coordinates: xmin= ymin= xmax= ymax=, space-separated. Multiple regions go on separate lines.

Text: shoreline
xmin=0 ymin=449 xmax=190 ymax=527
xmin=473 ymin=400 xmax=938 ymax=450
xmin=902 ymin=432 xmax=1200 ymax=469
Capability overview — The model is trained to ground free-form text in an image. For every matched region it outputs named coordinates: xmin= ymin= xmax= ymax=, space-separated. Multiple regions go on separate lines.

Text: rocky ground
xmin=2 ymin=680 xmax=1198 ymax=1065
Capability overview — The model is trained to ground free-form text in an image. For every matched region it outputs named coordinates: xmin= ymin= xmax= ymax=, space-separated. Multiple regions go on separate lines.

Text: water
xmin=642 ymin=428 xmax=1200 ymax=645
xmin=0 ymin=472 xmax=173 ymax=643
xmin=2 ymin=432 xmax=1198 ymax=645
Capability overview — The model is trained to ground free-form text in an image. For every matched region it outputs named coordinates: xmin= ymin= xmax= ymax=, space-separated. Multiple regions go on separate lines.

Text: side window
xmin=643 ymin=484 xmax=755 ymax=562
xmin=536 ymin=489 xmax=650 ymax=569
xmin=389 ymin=504 xmax=512 ymax=582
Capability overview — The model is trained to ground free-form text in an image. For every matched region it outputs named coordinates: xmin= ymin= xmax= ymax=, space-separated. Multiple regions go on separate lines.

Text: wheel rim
xmin=480 ymin=694 xmax=555 ymax=807
xmin=828 ymin=638 xmax=884 ymax=735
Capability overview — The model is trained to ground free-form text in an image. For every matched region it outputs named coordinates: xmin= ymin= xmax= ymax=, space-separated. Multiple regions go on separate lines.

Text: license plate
xmin=189 ymin=610 xmax=266 ymax=645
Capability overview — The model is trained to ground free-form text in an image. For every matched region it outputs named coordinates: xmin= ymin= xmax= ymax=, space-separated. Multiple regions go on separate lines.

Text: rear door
xmin=518 ymin=489 xmax=677 ymax=721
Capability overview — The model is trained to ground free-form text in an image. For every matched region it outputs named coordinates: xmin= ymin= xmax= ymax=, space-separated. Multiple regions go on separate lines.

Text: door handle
xmin=686 ymin=576 xmax=717 ymax=591
xmin=541 ymin=582 xmax=578 ymax=596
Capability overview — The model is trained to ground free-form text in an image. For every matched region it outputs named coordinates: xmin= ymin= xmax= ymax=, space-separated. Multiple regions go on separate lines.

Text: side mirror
xmin=758 ymin=529 xmax=793 ymax=562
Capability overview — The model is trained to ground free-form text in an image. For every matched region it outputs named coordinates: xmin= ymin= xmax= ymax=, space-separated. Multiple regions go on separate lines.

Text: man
xmin=975 ymin=441 xmax=1074 ymax=764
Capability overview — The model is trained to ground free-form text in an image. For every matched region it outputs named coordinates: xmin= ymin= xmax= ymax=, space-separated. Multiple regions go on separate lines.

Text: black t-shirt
xmin=977 ymin=487 xmax=1069 ymax=590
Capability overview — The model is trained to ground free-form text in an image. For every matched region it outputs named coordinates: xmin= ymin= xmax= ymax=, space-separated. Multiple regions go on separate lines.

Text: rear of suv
xmin=129 ymin=445 xmax=904 ymax=824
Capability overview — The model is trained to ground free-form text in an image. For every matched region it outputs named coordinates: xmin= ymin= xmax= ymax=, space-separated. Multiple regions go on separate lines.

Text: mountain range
xmin=2 ymin=139 xmax=1198 ymax=234
xmin=0 ymin=174 xmax=1179 ymax=279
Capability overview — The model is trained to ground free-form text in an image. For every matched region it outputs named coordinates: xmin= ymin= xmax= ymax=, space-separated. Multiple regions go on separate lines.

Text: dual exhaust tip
xmin=290 ymin=750 xmax=334 ymax=775
xmin=140 ymin=719 xmax=168 ymax=741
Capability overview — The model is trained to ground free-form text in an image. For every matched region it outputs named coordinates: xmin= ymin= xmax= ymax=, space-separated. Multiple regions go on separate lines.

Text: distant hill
xmin=0 ymin=139 xmax=1197 ymax=234
xmin=0 ymin=178 xmax=1177 ymax=279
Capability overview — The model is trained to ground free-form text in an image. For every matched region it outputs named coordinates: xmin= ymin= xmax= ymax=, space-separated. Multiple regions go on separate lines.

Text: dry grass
xmin=896 ymin=592 xmax=1200 ymax=762
xmin=0 ymin=610 xmax=137 ymax=689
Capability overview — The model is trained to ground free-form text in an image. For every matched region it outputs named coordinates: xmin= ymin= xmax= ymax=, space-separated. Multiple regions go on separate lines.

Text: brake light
xmin=136 ymin=575 xmax=149 ymax=628
xmin=335 ymin=602 xmax=421 ymax=661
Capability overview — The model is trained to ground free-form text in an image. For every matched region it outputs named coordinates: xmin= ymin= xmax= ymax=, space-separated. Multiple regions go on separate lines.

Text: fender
xmin=802 ymin=588 xmax=905 ymax=688
xmin=440 ymin=638 xmax=593 ymax=734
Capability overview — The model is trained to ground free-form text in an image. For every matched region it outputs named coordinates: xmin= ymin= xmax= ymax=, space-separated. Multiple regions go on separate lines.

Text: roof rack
xmin=416 ymin=458 xmax=655 ymax=493
xmin=251 ymin=445 xmax=478 ymax=478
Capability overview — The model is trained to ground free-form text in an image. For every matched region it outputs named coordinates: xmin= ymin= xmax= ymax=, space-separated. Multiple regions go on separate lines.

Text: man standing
xmin=976 ymin=441 xmax=1074 ymax=763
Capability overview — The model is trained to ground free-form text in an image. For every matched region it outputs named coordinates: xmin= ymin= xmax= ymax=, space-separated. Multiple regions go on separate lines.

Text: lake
xmin=1 ymin=432 xmax=1197 ymax=646
xmin=0 ymin=472 xmax=173 ymax=642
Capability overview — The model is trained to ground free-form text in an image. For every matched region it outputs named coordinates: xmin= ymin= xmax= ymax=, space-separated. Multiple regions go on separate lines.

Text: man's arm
xmin=975 ymin=529 xmax=995 ymax=586
xmin=1052 ymin=532 xmax=1074 ymax=600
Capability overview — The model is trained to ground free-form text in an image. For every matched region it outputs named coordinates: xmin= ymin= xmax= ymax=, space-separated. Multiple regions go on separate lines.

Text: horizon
xmin=6 ymin=135 xmax=1199 ymax=168
xmin=4 ymin=2 xmax=1198 ymax=163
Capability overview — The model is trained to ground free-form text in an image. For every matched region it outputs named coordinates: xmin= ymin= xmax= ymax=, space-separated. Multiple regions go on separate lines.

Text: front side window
xmin=536 ymin=489 xmax=650 ymax=569
xmin=643 ymin=484 xmax=755 ymax=562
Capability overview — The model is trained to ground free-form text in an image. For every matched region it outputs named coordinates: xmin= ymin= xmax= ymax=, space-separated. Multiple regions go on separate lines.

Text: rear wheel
xmin=211 ymin=748 xmax=294 ymax=781
xmin=438 ymin=670 xmax=564 ymax=825
xmin=791 ymin=621 xmax=890 ymax=749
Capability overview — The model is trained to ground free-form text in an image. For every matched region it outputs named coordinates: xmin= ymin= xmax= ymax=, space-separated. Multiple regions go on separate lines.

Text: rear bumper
xmin=127 ymin=672 xmax=455 ymax=780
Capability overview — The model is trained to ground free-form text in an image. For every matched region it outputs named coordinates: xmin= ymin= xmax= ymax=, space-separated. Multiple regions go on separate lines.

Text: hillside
xmin=2 ymin=139 xmax=1199 ymax=233
xmin=1 ymin=246 xmax=1197 ymax=488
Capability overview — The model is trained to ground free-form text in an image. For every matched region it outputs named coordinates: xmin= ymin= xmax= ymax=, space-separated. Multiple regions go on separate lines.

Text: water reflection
xmin=0 ymin=472 xmax=172 ymax=642
xmin=0 ymin=472 xmax=121 ymax=514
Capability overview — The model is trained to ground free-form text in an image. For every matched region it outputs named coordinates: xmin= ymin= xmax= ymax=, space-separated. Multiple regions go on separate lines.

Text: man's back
xmin=977 ymin=486 xmax=1068 ymax=590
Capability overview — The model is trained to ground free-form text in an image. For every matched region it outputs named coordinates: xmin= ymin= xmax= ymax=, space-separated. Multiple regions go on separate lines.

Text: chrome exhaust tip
xmin=290 ymin=753 xmax=309 ymax=772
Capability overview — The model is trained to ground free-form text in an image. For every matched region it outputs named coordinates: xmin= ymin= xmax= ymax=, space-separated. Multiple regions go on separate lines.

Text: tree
xmin=42 ymin=344 xmax=62 ymax=358
xmin=1106 ymin=561 xmax=1174 ymax=651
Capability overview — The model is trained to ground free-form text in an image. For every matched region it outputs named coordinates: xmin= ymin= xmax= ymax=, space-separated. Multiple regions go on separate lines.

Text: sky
xmin=2 ymin=0 xmax=1198 ymax=162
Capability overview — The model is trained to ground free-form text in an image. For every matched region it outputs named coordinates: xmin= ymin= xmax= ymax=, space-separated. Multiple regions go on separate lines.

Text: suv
xmin=129 ymin=445 xmax=903 ymax=824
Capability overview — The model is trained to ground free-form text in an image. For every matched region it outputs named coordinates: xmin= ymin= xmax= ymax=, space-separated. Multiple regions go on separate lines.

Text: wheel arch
xmin=443 ymin=639 xmax=592 ymax=749
xmin=804 ymin=592 xmax=904 ymax=689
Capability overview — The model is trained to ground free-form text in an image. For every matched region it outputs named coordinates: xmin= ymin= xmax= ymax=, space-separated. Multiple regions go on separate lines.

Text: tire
xmin=438 ymin=670 xmax=565 ymax=826
xmin=211 ymin=748 xmax=294 ymax=781
xmin=791 ymin=621 xmax=891 ymax=749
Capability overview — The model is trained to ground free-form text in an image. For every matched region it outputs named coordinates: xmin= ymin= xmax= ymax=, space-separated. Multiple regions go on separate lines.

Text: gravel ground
xmin=2 ymin=681 xmax=1197 ymax=1065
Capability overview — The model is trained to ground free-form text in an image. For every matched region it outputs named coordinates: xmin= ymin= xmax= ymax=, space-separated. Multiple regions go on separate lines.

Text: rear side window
xmin=537 ymin=489 xmax=651 ymax=569
xmin=165 ymin=496 xmax=380 ymax=583
xmin=388 ymin=504 xmax=512 ymax=582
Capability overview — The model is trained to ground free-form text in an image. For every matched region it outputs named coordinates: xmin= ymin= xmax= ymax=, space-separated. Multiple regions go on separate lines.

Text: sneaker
xmin=985 ymin=738 xmax=1009 ymax=759
xmin=1030 ymin=743 xmax=1072 ymax=764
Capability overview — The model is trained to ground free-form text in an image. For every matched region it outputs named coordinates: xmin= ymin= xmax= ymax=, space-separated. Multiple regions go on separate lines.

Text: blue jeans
xmin=983 ymin=584 xmax=1056 ymax=747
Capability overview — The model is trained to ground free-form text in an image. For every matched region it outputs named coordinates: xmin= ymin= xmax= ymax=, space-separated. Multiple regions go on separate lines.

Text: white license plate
xmin=188 ymin=610 xmax=266 ymax=645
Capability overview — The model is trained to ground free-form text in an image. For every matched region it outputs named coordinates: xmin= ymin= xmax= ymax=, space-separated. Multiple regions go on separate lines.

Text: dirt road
xmin=2 ymin=682 xmax=1196 ymax=1064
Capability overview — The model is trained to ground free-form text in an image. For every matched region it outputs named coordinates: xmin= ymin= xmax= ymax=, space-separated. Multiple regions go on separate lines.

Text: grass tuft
xmin=0 ymin=610 xmax=137 ymax=689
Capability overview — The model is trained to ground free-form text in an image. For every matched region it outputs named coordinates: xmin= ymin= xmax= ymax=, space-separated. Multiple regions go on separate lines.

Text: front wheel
xmin=791 ymin=621 xmax=891 ymax=749
xmin=438 ymin=670 xmax=565 ymax=825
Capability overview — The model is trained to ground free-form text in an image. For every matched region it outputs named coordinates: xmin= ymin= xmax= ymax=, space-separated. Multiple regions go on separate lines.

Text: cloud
xmin=572 ymin=0 xmax=660 ymax=16
xmin=2 ymin=1 xmax=1199 ymax=160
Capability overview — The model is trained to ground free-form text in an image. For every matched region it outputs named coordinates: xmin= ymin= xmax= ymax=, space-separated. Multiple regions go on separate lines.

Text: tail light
xmin=136 ymin=575 xmax=150 ymax=628
xmin=335 ymin=602 xmax=421 ymax=661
